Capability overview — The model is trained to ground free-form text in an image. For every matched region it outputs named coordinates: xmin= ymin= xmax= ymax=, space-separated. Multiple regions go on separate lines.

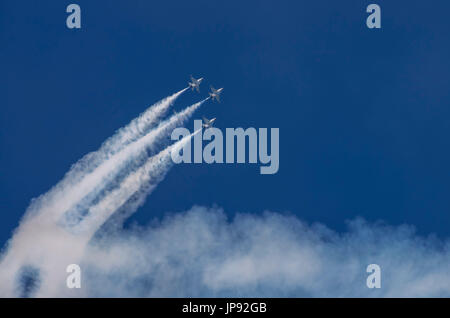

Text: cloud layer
xmin=80 ymin=206 xmax=450 ymax=297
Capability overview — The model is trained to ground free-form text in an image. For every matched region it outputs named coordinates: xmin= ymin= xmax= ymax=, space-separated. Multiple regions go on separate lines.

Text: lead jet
xmin=188 ymin=76 xmax=204 ymax=92
xmin=202 ymin=116 xmax=216 ymax=128
xmin=209 ymin=86 xmax=223 ymax=102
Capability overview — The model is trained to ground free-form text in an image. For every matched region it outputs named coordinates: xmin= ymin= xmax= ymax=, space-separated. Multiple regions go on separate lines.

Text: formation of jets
xmin=187 ymin=75 xmax=223 ymax=128
xmin=188 ymin=76 xmax=223 ymax=103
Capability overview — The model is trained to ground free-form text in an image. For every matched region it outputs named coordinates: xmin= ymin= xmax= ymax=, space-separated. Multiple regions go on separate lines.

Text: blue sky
xmin=2 ymin=0 xmax=450 ymax=252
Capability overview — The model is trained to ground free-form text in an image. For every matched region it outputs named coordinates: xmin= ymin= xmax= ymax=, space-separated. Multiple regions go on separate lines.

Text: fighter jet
xmin=188 ymin=76 xmax=203 ymax=92
xmin=209 ymin=86 xmax=223 ymax=102
xmin=202 ymin=116 xmax=216 ymax=128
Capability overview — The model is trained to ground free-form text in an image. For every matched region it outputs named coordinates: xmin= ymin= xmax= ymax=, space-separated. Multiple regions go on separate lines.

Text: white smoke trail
xmin=23 ymin=98 xmax=208 ymax=229
xmin=22 ymin=88 xmax=187 ymax=223
xmin=100 ymin=87 xmax=189 ymax=156
xmin=75 ymin=87 xmax=189 ymax=172
xmin=0 ymin=95 xmax=206 ymax=297
xmin=60 ymin=99 xmax=208 ymax=227
xmin=76 ymin=129 xmax=202 ymax=238
xmin=23 ymin=130 xmax=200 ymax=297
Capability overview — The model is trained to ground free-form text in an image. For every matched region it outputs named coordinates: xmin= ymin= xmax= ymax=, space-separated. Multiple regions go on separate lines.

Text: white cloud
xmin=79 ymin=206 xmax=450 ymax=297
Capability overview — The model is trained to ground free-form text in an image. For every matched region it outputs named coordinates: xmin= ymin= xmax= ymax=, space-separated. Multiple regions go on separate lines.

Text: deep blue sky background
xmin=1 ymin=1 xmax=450 ymax=247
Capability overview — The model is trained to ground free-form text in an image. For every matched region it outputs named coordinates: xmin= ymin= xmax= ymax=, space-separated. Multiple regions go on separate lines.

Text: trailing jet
xmin=202 ymin=116 xmax=216 ymax=128
xmin=209 ymin=86 xmax=223 ymax=102
xmin=188 ymin=76 xmax=203 ymax=92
